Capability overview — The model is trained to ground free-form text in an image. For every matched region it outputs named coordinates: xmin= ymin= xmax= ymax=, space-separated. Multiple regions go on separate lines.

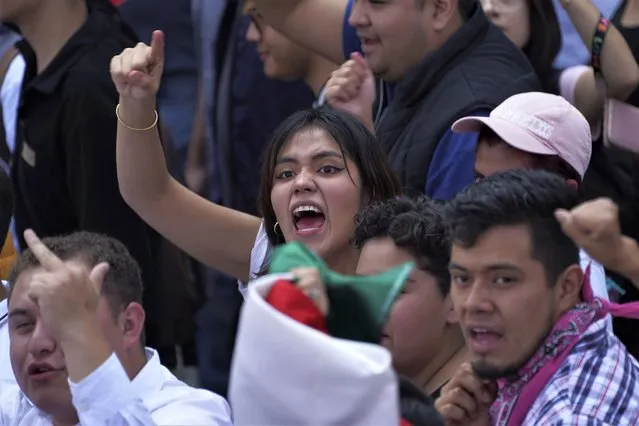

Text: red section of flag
xmin=111 ymin=0 xmax=126 ymax=6
xmin=266 ymin=279 xmax=328 ymax=333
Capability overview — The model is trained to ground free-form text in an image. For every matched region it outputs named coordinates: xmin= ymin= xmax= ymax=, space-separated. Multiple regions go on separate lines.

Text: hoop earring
xmin=273 ymin=222 xmax=281 ymax=236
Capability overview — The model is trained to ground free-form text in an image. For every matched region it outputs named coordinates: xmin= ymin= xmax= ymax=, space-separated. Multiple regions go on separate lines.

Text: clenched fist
xmin=110 ymin=30 xmax=165 ymax=101
xmin=555 ymin=198 xmax=632 ymax=274
xmin=291 ymin=267 xmax=329 ymax=316
xmin=325 ymin=52 xmax=376 ymax=131
xmin=435 ymin=363 xmax=496 ymax=426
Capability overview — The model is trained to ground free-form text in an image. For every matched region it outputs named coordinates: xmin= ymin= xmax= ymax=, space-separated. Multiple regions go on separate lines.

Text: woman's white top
xmin=237 ymin=222 xmax=270 ymax=298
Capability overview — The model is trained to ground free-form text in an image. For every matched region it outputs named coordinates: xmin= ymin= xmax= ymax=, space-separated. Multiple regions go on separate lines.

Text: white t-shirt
xmin=238 ymin=222 xmax=270 ymax=298
xmin=579 ymin=249 xmax=613 ymax=331
xmin=580 ymin=249 xmax=608 ymax=302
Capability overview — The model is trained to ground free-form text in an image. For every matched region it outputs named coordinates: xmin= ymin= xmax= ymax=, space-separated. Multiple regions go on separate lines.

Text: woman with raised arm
xmin=110 ymin=30 xmax=401 ymax=290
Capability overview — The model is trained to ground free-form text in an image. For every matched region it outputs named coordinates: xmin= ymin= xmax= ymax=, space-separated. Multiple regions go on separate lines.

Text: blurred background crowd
xmin=0 ymin=0 xmax=638 ymax=423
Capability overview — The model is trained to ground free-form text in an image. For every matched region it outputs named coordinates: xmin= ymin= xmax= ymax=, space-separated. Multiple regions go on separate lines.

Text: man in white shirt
xmin=0 ymin=231 xmax=232 ymax=426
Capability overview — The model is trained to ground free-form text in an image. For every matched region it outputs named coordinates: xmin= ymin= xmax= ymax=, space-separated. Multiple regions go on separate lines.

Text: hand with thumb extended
xmin=110 ymin=30 xmax=165 ymax=101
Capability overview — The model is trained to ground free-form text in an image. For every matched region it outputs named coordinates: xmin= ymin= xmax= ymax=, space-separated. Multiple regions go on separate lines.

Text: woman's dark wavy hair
xmin=257 ymin=107 xmax=402 ymax=247
xmin=521 ymin=0 xmax=562 ymax=91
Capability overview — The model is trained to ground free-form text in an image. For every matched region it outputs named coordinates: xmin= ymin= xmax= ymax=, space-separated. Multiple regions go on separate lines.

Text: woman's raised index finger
xmin=149 ymin=30 xmax=165 ymax=63
xmin=23 ymin=229 xmax=64 ymax=271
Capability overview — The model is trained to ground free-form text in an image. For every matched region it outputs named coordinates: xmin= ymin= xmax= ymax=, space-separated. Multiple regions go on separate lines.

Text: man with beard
xmin=436 ymin=170 xmax=639 ymax=425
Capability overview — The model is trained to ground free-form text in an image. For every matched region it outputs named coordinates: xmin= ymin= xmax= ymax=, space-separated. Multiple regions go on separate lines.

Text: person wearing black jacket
xmin=4 ymin=0 xmax=177 ymax=364
xmin=251 ymin=0 xmax=540 ymax=200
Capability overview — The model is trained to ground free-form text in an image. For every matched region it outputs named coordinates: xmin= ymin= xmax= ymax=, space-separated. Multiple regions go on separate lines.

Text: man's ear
xmin=121 ymin=302 xmax=145 ymax=349
xmin=554 ymin=264 xmax=583 ymax=314
xmin=431 ymin=0 xmax=459 ymax=31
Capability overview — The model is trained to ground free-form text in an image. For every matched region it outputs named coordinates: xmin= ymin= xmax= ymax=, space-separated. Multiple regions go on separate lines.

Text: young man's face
xmin=474 ymin=134 xmax=536 ymax=181
xmin=348 ymin=0 xmax=435 ymax=82
xmin=448 ymin=225 xmax=571 ymax=379
xmin=357 ymin=236 xmax=456 ymax=380
xmin=7 ymin=261 xmax=126 ymax=419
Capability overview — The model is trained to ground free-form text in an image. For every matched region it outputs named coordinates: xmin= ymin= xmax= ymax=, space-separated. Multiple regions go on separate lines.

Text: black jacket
xmin=378 ymin=6 xmax=540 ymax=193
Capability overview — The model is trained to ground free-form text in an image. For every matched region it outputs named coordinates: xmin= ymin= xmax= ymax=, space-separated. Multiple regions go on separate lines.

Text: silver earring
xmin=273 ymin=221 xmax=281 ymax=236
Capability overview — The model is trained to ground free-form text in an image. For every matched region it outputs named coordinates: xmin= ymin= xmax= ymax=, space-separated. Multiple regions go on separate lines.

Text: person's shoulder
xmin=60 ymin=58 xmax=118 ymax=106
xmin=557 ymin=325 xmax=639 ymax=413
xmin=0 ymin=384 xmax=23 ymax=418
xmin=62 ymin=23 xmax=133 ymax=97
xmin=149 ymin=365 xmax=232 ymax=424
xmin=458 ymin=24 xmax=538 ymax=89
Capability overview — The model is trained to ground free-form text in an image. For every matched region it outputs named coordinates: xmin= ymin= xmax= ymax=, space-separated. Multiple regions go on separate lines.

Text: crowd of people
xmin=0 ymin=0 xmax=637 ymax=424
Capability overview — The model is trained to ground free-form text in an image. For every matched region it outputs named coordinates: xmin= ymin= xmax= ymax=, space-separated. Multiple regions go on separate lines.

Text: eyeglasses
xmin=248 ymin=9 xmax=265 ymax=36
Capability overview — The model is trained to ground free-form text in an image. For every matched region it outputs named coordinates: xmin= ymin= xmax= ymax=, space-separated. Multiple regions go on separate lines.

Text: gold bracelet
xmin=115 ymin=104 xmax=159 ymax=131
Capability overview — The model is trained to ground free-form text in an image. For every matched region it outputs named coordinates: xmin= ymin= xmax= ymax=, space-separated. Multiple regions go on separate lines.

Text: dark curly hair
xmin=353 ymin=195 xmax=451 ymax=296
xmin=443 ymin=169 xmax=580 ymax=286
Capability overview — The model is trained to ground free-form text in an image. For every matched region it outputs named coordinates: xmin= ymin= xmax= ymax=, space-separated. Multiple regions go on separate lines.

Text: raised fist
xmin=291 ymin=267 xmax=330 ymax=316
xmin=325 ymin=52 xmax=376 ymax=130
xmin=555 ymin=198 xmax=631 ymax=274
xmin=110 ymin=30 xmax=165 ymax=101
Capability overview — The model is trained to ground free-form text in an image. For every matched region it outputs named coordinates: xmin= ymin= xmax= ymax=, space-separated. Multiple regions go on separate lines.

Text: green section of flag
xmin=269 ymin=242 xmax=413 ymax=342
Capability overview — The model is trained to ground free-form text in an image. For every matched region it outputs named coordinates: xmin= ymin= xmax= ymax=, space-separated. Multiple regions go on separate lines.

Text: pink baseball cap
xmin=452 ymin=92 xmax=592 ymax=179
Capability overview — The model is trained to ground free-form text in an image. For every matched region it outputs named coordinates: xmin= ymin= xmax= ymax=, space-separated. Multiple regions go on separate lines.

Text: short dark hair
xmin=0 ymin=167 xmax=13 ymax=246
xmin=353 ymin=195 xmax=451 ymax=296
xmin=443 ymin=169 xmax=580 ymax=286
xmin=9 ymin=232 xmax=143 ymax=318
